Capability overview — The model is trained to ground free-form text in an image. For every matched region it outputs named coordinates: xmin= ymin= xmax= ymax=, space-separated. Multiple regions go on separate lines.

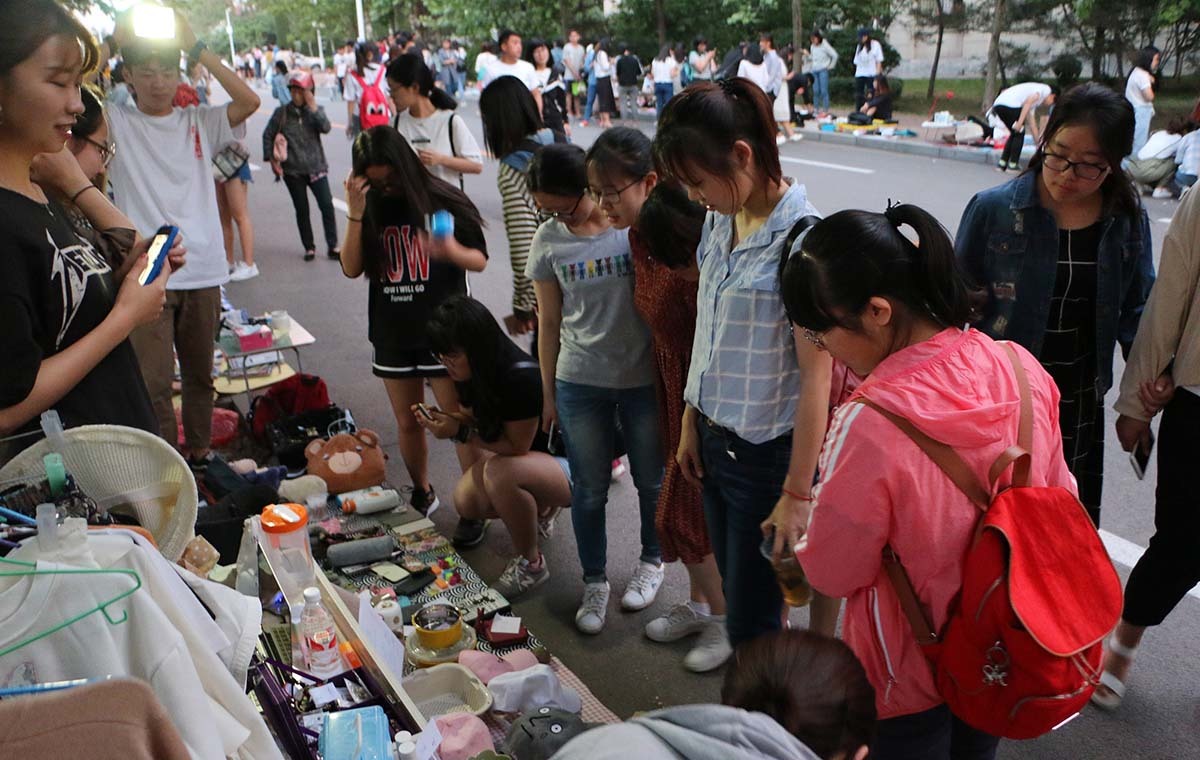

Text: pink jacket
xmin=797 ymin=328 xmax=1077 ymax=720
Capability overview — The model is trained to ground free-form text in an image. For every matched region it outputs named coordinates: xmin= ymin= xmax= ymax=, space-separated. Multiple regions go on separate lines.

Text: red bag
xmin=861 ymin=343 xmax=1122 ymax=740
xmin=351 ymin=70 xmax=391 ymax=129
xmin=249 ymin=373 xmax=331 ymax=442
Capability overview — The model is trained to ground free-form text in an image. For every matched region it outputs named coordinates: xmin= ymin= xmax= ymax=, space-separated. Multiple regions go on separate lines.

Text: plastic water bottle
xmin=300 ymin=587 xmax=344 ymax=679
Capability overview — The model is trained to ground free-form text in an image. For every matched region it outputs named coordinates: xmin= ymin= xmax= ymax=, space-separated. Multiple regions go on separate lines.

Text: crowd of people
xmin=3 ymin=1 xmax=1199 ymax=758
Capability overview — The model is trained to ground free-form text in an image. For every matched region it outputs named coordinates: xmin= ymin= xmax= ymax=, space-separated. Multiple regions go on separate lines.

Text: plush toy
xmin=278 ymin=474 xmax=328 ymax=505
xmin=304 ymin=430 xmax=386 ymax=495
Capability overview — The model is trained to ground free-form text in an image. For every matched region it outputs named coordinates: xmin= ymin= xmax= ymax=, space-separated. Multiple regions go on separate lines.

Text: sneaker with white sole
xmin=610 ymin=459 xmax=626 ymax=480
xmin=230 ymin=262 xmax=259 ymax=281
xmin=494 ymin=555 xmax=549 ymax=599
xmin=537 ymin=507 xmax=561 ymax=540
xmin=775 ymin=135 xmax=787 ymax=146
xmin=684 ymin=619 xmax=733 ymax=673
xmin=621 ymin=561 xmax=665 ymax=611
xmin=1152 ymin=186 xmax=1175 ymax=199
xmin=575 ymin=581 xmax=610 ymax=634
xmin=645 ymin=602 xmax=710 ymax=642
xmin=788 ymin=133 xmax=804 ymax=142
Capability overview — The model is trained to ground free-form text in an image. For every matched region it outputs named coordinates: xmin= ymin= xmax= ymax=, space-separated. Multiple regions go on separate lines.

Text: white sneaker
xmin=684 ymin=620 xmax=733 ymax=673
xmin=776 ymin=135 xmax=787 ymax=146
xmin=1152 ymin=187 xmax=1175 ymax=199
xmin=576 ymin=581 xmax=610 ymax=634
xmin=610 ymin=459 xmax=626 ymax=480
xmin=229 ymin=262 xmax=259 ymax=281
xmin=621 ymin=561 xmax=665 ymax=611
xmin=645 ymin=602 xmax=710 ymax=642
xmin=788 ymin=133 xmax=804 ymax=142
xmin=537 ymin=507 xmax=561 ymax=540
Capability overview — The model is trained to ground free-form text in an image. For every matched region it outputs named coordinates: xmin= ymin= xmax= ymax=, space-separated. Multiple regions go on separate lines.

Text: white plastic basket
xmin=404 ymin=663 xmax=493 ymax=720
xmin=0 ymin=425 xmax=197 ymax=561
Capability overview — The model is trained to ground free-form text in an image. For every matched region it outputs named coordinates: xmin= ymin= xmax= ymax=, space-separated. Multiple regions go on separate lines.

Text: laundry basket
xmin=0 ymin=425 xmax=197 ymax=561
xmin=404 ymin=663 xmax=493 ymax=720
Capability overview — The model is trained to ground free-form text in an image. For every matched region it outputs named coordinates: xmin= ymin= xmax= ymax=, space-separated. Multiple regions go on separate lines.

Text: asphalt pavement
xmin=223 ymin=84 xmax=1199 ymax=759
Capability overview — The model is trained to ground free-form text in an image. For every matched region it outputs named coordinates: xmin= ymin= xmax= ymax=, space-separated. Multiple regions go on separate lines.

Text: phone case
xmin=393 ymin=568 xmax=436 ymax=595
xmin=139 ymin=225 xmax=179 ymax=285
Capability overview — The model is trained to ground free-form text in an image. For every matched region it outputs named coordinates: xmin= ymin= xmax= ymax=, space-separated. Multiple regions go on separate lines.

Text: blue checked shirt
xmin=684 ymin=181 xmax=820 ymax=443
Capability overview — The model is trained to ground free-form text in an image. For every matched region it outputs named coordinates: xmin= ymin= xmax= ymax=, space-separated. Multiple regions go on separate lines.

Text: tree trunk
xmin=656 ymin=0 xmax=666 ymax=47
xmin=928 ymin=2 xmax=946 ymax=99
xmin=792 ymin=0 xmax=803 ymax=74
xmin=560 ymin=0 xmax=570 ymax=39
xmin=982 ymin=0 xmax=1007 ymax=112
xmin=1091 ymin=25 xmax=1104 ymax=78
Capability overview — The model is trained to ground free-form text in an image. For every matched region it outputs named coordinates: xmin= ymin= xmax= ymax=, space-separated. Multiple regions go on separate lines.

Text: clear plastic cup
xmin=259 ymin=503 xmax=315 ymax=610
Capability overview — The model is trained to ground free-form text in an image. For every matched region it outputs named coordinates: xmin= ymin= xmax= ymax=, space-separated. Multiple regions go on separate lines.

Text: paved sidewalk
xmin=794 ymin=109 xmax=1020 ymax=167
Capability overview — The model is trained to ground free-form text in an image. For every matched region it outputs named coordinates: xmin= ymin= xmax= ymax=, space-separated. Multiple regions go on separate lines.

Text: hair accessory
xmin=717 ymin=77 xmax=738 ymax=97
xmin=883 ymin=199 xmax=903 ymax=227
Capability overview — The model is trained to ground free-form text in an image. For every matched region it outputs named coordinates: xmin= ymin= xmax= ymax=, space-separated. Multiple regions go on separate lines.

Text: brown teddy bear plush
xmin=305 ymin=430 xmax=387 ymax=495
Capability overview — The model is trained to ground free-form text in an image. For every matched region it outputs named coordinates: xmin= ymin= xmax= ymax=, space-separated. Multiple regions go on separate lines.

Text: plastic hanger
xmin=0 ymin=554 xmax=142 ymax=658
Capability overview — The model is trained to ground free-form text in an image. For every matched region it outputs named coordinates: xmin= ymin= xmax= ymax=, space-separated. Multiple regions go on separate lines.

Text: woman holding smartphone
xmin=341 ymin=127 xmax=487 ymax=515
xmin=386 ymin=53 xmax=482 ymax=190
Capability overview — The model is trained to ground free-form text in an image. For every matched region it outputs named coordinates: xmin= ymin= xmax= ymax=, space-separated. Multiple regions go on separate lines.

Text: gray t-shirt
xmin=525 ymin=221 xmax=654 ymax=389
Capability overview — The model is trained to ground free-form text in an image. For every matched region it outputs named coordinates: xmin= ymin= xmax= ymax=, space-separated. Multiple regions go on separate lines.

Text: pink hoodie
xmin=797 ymin=328 xmax=1077 ymax=720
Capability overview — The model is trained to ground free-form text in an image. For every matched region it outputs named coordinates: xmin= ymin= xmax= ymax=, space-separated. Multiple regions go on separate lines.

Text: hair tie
xmin=883 ymin=199 xmax=903 ymax=227
xmin=718 ymin=78 xmax=737 ymax=97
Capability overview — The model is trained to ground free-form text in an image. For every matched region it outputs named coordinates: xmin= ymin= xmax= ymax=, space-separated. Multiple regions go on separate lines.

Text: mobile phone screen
xmin=416 ymin=403 xmax=434 ymax=421
xmin=1129 ymin=430 xmax=1155 ymax=480
xmin=138 ymin=232 xmax=171 ymax=285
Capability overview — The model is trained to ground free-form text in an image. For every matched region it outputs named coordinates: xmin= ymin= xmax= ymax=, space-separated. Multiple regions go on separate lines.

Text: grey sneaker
xmin=684 ymin=620 xmax=733 ymax=673
xmin=621 ymin=561 xmax=665 ymax=611
xmin=575 ymin=581 xmax=610 ymax=634
xmin=645 ymin=602 xmax=710 ymax=643
xmin=537 ymin=507 xmax=561 ymax=540
xmin=493 ymin=556 xmax=549 ymax=599
xmin=452 ymin=518 xmax=489 ymax=548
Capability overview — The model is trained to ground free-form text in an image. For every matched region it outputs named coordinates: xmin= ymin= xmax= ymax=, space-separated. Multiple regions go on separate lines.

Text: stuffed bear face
xmin=305 ymin=430 xmax=386 ymax=494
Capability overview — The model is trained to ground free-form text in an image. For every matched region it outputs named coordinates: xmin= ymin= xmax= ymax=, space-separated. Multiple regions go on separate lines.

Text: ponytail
xmin=386 ymin=52 xmax=459 ymax=111
xmin=653 ymin=79 xmax=781 ymax=190
xmin=781 ymin=204 xmax=971 ymax=334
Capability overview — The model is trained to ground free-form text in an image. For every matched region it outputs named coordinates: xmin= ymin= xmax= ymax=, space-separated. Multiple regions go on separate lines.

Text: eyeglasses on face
xmin=536 ymin=192 xmax=585 ymax=221
xmin=586 ymin=176 xmax=644 ymax=206
xmin=1042 ymin=152 xmax=1108 ymax=181
xmin=83 ymin=136 xmax=116 ymax=167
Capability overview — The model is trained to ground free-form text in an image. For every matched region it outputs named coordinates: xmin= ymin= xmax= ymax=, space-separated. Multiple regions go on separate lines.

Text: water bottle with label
xmin=300 ymin=586 xmax=345 ymax=679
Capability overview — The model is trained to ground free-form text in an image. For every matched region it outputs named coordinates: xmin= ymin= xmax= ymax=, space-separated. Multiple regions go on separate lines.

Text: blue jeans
xmin=654 ymin=82 xmax=674 ymax=119
xmin=556 ymin=380 xmax=663 ymax=582
xmin=1176 ymin=170 xmax=1197 ymax=188
xmin=873 ymin=705 xmax=999 ymax=760
xmin=584 ymin=79 xmax=598 ymax=121
xmin=1132 ymin=104 xmax=1154 ymax=158
xmin=812 ymin=69 xmax=830 ymax=112
xmin=698 ymin=418 xmax=791 ymax=646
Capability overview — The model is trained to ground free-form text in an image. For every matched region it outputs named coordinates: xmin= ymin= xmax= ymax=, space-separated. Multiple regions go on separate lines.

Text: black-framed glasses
xmin=83 ymin=136 xmax=117 ymax=168
xmin=1042 ymin=152 xmax=1108 ymax=181
xmin=586 ymin=176 xmax=644 ymax=206
xmin=537 ymin=193 xmax=585 ymax=221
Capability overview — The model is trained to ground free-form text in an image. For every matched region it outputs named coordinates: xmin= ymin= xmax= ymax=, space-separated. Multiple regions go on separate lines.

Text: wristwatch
xmin=189 ymin=39 xmax=208 ymax=62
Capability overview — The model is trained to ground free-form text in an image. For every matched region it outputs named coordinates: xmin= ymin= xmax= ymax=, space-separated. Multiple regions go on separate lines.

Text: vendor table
xmin=216 ymin=319 xmax=315 ymax=399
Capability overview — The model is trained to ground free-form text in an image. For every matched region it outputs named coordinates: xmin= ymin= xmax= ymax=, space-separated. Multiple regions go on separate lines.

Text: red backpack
xmin=351 ymin=69 xmax=391 ymax=129
xmin=860 ymin=343 xmax=1123 ymax=740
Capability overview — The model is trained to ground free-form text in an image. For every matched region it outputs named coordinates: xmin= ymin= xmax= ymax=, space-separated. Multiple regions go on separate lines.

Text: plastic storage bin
xmin=403 ymin=663 xmax=493 ymax=720
xmin=319 ymin=705 xmax=393 ymax=760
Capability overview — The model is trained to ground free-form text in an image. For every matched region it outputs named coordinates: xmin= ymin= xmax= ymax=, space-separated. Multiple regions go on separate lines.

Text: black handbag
xmin=266 ymin=404 xmax=352 ymax=470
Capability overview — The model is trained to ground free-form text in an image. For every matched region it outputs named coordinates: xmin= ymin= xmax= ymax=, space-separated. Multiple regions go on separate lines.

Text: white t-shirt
xmin=993 ymin=82 xmax=1053 ymax=110
xmin=853 ymin=40 xmax=884 ymax=78
xmin=651 ymin=57 xmax=677 ymax=83
xmin=393 ymin=109 xmax=483 ymax=186
xmin=562 ymin=43 xmax=585 ymax=81
xmin=1176 ymin=131 xmax=1200 ymax=175
xmin=475 ymin=51 xmax=498 ymax=81
xmin=106 ymin=101 xmax=234 ymax=290
xmin=343 ymin=63 xmax=390 ymax=102
xmin=334 ymin=51 xmax=351 ymax=78
xmin=593 ymin=51 xmax=613 ymax=78
xmin=737 ymin=60 xmax=771 ymax=94
xmin=1126 ymin=67 xmax=1154 ymax=109
xmin=689 ymin=50 xmax=714 ymax=80
xmin=481 ymin=58 xmax=539 ymax=89
xmin=1138 ymin=130 xmax=1182 ymax=160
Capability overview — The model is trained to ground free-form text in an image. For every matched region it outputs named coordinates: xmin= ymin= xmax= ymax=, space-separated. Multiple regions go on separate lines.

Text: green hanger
xmin=0 ymin=555 xmax=142 ymax=658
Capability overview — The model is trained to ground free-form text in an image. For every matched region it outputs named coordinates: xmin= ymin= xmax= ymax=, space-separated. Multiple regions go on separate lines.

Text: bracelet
xmin=782 ymin=487 xmax=815 ymax=503
xmin=453 ymin=421 xmax=473 ymax=444
xmin=346 ymin=215 xmax=363 ymax=223
xmin=69 ymin=184 xmax=98 ymax=205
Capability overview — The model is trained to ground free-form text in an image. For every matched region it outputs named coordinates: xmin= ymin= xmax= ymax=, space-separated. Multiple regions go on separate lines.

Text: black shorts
xmin=371 ymin=345 xmax=448 ymax=379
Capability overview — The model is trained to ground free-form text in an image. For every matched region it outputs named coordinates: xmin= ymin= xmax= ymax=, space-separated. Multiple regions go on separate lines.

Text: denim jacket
xmin=954 ymin=171 xmax=1155 ymax=395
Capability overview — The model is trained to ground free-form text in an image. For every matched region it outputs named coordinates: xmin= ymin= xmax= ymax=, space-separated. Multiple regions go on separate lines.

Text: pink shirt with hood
xmin=797 ymin=327 xmax=1077 ymax=720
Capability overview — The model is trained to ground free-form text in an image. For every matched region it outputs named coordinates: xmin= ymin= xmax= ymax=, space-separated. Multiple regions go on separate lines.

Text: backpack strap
xmin=998 ymin=342 xmax=1033 ymax=486
xmin=882 ymin=546 xmax=939 ymax=646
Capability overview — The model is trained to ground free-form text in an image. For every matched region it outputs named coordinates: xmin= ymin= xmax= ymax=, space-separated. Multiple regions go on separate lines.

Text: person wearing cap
xmin=262 ymin=69 xmax=341 ymax=262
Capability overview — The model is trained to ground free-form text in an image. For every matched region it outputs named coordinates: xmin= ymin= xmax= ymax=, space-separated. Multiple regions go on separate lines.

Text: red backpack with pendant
xmin=860 ymin=343 xmax=1123 ymax=739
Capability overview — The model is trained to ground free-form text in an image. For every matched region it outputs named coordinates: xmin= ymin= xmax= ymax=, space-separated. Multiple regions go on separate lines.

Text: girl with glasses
xmin=525 ymin=142 xmax=663 ymax=635
xmin=956 ymin=82 xmax=1156 ymax=528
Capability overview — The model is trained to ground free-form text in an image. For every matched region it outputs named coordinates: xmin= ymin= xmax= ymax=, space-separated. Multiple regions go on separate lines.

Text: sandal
xmin=303 ymin=250 xmax=316 ymax=262
xmin=1091 ymin=634 xmax=1136 ymax=711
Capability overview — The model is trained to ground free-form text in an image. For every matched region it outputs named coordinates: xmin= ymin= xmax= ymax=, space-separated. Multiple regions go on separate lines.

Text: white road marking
xmin=780 ymin=156 xmax=875 ymax=175
xmin=332 ymin=198 xmax=349 ymax=213
xmin=1156 ymin=217 xmax=1173 ymax=224
xmin=1100 ymin=529 xmax=1200 ymax=601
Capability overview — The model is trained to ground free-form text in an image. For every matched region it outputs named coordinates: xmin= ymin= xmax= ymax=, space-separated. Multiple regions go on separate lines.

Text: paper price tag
xmin=371 ymin=562 xmax=410 ymax=582
xmin=490 ymin=614 xmax=522 ymax=635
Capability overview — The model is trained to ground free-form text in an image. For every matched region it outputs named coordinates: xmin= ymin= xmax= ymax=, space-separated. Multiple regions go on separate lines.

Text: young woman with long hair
xmin=653 ymin=78 xmax=836 ymax=647
xmin=526 ymin=143 xmax=663 ymax=634
xmin=591 ymin=37 xmax=615 ymax=129
xmin=784 ymin=204 xmax=1076 ymax=760
xmin=386 ymin=53 xmax=482 ymax=190
xmin=420 ymin=296 xmax=573 ymax=597
xmin=341 ymin=126 xmax=488 ymax=514
xmin=585 ymin=127 xmax=731 ymax=672
xmin=479 ymin=76 xmax=556 ymax=335
xmin=956 ymin=82 xmax=1156 ymax=527
xmin=852 ymin=29 xmax=884 ymax=110
xmin=525 ymin=38 xmax=569 ymax=139
xmin=0 ymin=0 xmax=180 ymax=444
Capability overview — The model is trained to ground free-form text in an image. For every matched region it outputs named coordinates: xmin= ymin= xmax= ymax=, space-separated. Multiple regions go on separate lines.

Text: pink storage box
xmin=235 ymin=324 xmax=274 ymax=351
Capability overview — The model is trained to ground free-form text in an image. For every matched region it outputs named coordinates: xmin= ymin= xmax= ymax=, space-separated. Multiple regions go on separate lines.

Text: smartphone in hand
xmin=138 ymin=225 xmax=179 ymax=285
xmin=1129 ymin=430 xmax=1155 ymax=480
xmin=415 ymin=402 xmax=435 ymax=421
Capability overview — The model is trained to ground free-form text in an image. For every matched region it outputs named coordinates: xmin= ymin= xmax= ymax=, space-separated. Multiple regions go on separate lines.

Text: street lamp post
xmin=355 ymin=0 xmax=366 ymax=42
xmin=225 ymin=8 xmax=236 ymax=65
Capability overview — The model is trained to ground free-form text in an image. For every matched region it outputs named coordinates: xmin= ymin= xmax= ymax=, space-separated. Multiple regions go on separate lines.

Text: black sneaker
xmin=452 ymin=518 xmax=489 ymax=548
xmin=408 ymin=485 xmax=440 ymax=517
xmin=327 ymin=248 xmax=341 ymax=260
xmin=303 ymin=249 xmax=316 ymax=261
